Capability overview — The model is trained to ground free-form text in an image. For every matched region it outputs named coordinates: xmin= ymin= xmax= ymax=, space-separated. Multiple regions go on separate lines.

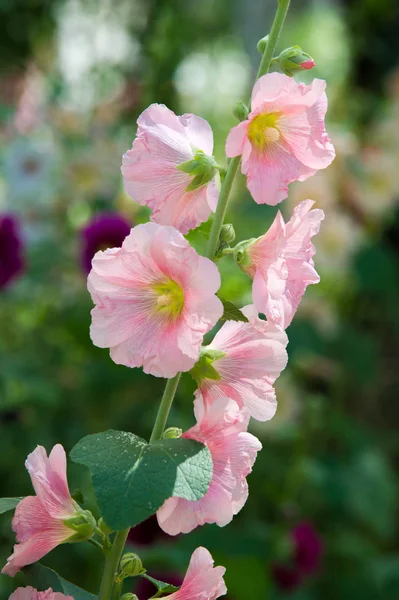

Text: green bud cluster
xmin=163 ymin=426 xmax=183 ymax=439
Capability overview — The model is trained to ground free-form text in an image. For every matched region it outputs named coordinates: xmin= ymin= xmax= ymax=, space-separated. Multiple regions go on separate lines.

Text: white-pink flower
xmin=226 ymin=73 xmax=335 ymax=205
xmin=235 ymin=200 xmax=324 ymax=329
xmin=2 ymin=446 xmax=80 ymax=577
xmin=122 ymin=104 xmax=219 ymax=234
xmin=157 ymin=397 xmax=261 ymax=535
xmin=192 ymin=305 xmax=288 ymax=422
xmin=160 ymin=547 xmax=226 ymax=600
xmin=9 ymin=587 xmax=73 ymax=600
xmin=88 ymin=222 xmax=223 ymax=378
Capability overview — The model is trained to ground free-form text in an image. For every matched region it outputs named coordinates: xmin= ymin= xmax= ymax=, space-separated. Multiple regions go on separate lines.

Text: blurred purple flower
xmin=80 ymin=212 xmax=131 ymax=274
xmin=0 ymin=214 xmax=25 ymax=290
xmin=293 ymin=521 xmax=323 ymax=575
xmin=272 ymin=521 xmax=323 ymax=593
xmin=133 ymin=571 xmax=183 ymax=600
xmin=128 ymin=515 xmax=172 ymax=547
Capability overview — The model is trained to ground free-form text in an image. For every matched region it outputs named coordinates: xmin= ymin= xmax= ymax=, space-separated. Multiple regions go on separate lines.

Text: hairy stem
xmin=98 ymin=4 xmax=292 ymax=598
xmin=98 ymin=530 xmax=129 ymax=600
xmin=150 ymin=373 xmax=182 ymax=442
xmin=256 ymin=0 xmax=291 ymax=79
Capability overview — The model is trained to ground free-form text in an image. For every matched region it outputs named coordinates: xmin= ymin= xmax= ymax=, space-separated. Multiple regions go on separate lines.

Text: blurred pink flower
xmin=159 ymin=547 xmax=227 ymax=600
xmin=157 ymin=398 xmax=261 ymax=535
xmin=122 ymin=104 xmax=219 ymax=234
xmin=2 ymin=446 xmax=79 ymax=577
xmin=226 ymin=73 xmax=335 ymax=205
xmin=88 ymin=223 xmax=223 ymax=378
xmin=237 ymin=200 xmax=324 ymax=329
xmin=192 ymin=305 xmax=288 ymax=421
xmin=9 ymin=587 xmax=73 ymax=600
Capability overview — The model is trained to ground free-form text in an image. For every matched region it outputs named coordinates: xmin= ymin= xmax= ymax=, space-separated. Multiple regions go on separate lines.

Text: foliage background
xmin=1 ymin=0 xmax=399 ymax=598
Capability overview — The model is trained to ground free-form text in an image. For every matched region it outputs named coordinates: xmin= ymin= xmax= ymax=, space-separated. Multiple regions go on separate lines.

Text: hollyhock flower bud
xmin=191 ymin=305 xmax=288 ymax=421
xmin=226 ymin=73 xmax=335 ymax=205
xmin=9 ymin=587 xmax=73 ymax=600
xmin=121 ymin=595 xmax=138 ymax=600
xmin=163 ymin=427 xmax=183 ymax=439
xmin=2 ymin=445 xmax=86 ymax=577
xmin=120 ymin=553 xmax=145 ymax=577
xmin=121 ymin=104 xmax=219 ymax=234
xmin=234 ymin=200 xmax=324 ymax=329
xmin=142 ymin=548 xmax=226 ymax=600
xmin=219 ymin=223 xmax=236 ymax=245
xmin=81 ymin=213 xmax=131 ymax=274
xmin=88 ymin=223 xmax=223 ymax=378
xmin=0 ymin=214 xmax=25 ymax=290
xmin=278 ymin=46 xmax=316 ymax=76
xmin=233 ymin=101 xmax=249 ymax=122
xmin=157 ymin=398 xmax=261 ymax=534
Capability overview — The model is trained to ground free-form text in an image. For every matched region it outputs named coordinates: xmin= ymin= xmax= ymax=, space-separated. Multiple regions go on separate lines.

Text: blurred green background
xmin=1 ymin=0 xmax=399 ymax=598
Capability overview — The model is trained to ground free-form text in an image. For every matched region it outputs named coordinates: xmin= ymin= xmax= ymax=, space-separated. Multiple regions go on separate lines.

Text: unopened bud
xmin=121 ymin=595 xmax=138 ymax=600
xmin=277 ymin=46 xmax=316 ymax=76
xmin=220 ymin=224 xmax=236 ymax=245
xmin=257 ymin=35 xmax=269 ymax=55
xmin=64 ymin=510 xmax=96 ymax=542
xmin=233 ymin=101 xmax=249 ymax=122
xmin=163 ymin=427 xmax=183 ymax=439
xmin=120 ymin=553 xmax=145 ymax=577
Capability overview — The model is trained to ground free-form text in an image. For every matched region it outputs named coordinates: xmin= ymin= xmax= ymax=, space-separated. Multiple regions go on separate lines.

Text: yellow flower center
xmin=247 ymin=112 xmax=281 ymax=150
xmin=153 ymin=279 xmax=184 ymax=318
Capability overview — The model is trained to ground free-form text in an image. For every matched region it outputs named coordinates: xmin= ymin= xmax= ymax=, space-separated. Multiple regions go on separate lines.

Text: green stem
xmin=111 ymin=578 xmax=122 ymax=600
xmin=205 ymin=157 xmax=241 ymax=259
xmin=150 ymin=374 xmax=182 ymax=442
xmin=256 ymin=0 xmax=291 ymax=79
xmin=98 ymin=529 xmax=129 ymax=600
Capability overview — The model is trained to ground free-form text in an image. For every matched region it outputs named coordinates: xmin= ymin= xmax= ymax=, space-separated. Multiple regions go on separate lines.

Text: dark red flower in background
xmin=272 ymin=521 xmax=323 ymax=593
xmin=81 ymin=212 xmax=131 ymax=274
xmin=0 ymin=214 xmax=25 ymax=290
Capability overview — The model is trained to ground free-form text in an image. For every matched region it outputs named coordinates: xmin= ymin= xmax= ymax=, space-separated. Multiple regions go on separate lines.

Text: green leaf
xmin=142 ymin=574 xmax=180 ymax=598
xmin=0 ymin=498 xmax=23 ymax=514
xmin=27 ymin=564 xmax=97 ymax=600
xmin=219 ymin=298 xmax=249 ymax=322
xmin=70 ymin=430 xmax=213 ymax=531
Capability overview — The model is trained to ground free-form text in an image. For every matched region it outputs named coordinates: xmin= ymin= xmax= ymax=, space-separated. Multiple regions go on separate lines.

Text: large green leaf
xmin=0 ymin=498 xmax=23 ymax=514
xmin=27 ymin=564 xmax=97 ymax=600
xmin=70 ymin=430 xmax=213 ymax=531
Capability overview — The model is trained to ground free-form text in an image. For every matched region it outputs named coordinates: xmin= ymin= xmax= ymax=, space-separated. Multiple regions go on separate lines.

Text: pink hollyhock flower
xmin=9 ymin=588 xmax=73 ymax=600
xmin=159 ymin=547 xmax=227 ymax=600
xmin=88 ymin=222 xmax=223 ymax=378
xmin=2 ymin=445 xmax=83 ymax=577
xmin=192 ymin=305 xmax=288 ymax=421
xmin=235 ymin=200 xmax=324 ymax=329
xmin=157 ymin=398 xmax=261 ymax=535
xmin=226 ymin=73 xmax=335 ymax=205
xmin=121 ymin=104 xmax=219 ymax=234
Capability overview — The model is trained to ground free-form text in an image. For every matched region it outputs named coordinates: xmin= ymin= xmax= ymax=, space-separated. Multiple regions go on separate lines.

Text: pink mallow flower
xmin=2 ymin=445 xmax=84 ymax=577
xmin=122 ymin=104 xmax=219 ymax=234
xmin=158 ymin=547 xmax=227 ymax=600
xmin=191 ymin=305 xmax=288 ymax=421
xmin=226 ymin=73 xmax=335 ymax=205
xmin=9 ymin=588 xmax=73 ymax=600
xmin=88 ymin=222 xmax=223 ymax=378
xmin=235 ymin=200 xmax=324 ymax=329
xmin=157 ymin=397 xmax=261 ymax=535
